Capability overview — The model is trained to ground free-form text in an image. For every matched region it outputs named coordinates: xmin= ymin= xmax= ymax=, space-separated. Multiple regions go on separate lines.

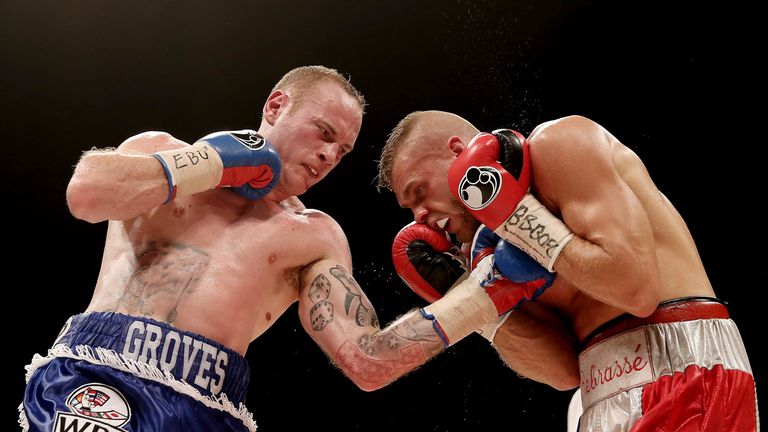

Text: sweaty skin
xmin=526 ymin=115 xmax=714 ymax=340
xmin=67 ymin=80 xmax=448 ymax=391
xmin=389 ymin=113 xmax=714 ymax=389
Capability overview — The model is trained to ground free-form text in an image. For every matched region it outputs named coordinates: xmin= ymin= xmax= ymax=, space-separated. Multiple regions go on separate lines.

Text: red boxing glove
xmin=392 ymin=222 xmax=466 ymax=303
xmin=448 ymin=129 xmax=531 ymax=231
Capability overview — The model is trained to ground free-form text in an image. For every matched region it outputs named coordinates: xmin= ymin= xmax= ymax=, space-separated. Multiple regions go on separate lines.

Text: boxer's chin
xmin=456 ymin=218 xmax=482 ymax=244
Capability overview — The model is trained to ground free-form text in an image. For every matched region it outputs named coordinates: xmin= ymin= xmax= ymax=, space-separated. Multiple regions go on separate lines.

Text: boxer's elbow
xmin=624 ymin=265 xmax=661 ymax=318
xmin=339 ymin=360 xmax=404 ymax=392
xmin=548 ymin=368 xmax=581 ymax=391
xmin=354 ymin=381 xmax=384 ymax=392
xmin=67 ymin=176 xmax=107 ymax=223
xmin=524 ymin=357 xmax=581 ymax=391
xmin=625 ymin=290 xmax=660 ymax=318
xmin=67 ymin=151 xmax=130 ymax=223
xmin=344 ymin=373 xmax=391 ymax=392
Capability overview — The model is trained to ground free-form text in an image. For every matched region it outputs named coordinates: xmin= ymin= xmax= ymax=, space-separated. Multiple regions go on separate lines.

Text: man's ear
xmin=447 ymin=136 xmax=466 ymax=156
xmin=263 ymin=90 xmax=289 ymax=126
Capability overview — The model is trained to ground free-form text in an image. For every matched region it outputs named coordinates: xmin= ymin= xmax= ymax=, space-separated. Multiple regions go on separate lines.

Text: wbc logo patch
xmin=54 ymin=383 xmax=132 ymax=431
xmin=457 ymin=166 xmax=502 ymax=210
xmin=230 ymin=130 xmax=266 ymax=150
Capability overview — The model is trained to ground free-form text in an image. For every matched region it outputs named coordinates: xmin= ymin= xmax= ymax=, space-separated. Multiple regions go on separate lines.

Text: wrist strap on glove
xmin=153 ymin=143 xmax=224 ymax=203
xmin=494 ymin=194 xmax=573 ymax=271
xmin=422 ymin=255 xmax=502 ymax=346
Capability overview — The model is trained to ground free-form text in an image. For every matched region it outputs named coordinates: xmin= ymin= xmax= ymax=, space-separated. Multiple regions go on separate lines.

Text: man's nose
xmin=413 ymin=206 xmax=429 ymax=224
xmin=317 ymin=143 xmax=339 ymax=164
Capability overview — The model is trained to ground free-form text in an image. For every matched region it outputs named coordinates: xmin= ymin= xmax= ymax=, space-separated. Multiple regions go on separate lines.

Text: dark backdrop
xmin=2 ymin=1 xmax=763 ymax=430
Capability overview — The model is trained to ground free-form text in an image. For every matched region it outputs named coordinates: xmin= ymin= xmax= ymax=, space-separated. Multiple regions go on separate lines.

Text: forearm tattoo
xmin=112 ymin=241 xmax=208 ymax=323
xmin=336 ymin=340 xmax=426 ymax=384
xmin=306 ymin=266 xmax=444 ymax=381
xmin=335 ymin=313 xmax=444 ymax=383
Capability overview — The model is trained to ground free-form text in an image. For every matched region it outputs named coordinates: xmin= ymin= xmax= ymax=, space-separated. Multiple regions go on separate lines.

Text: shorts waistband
xmin=53 ymin=312 xmax=250 ymax=404
xmin=577 ymin=297 xmax=751 ymax=410
xmin=580 ymin=296 xmax=729 ymax=351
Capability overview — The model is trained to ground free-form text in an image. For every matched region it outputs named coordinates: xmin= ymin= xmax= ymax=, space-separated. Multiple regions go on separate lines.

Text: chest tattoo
xmin=113 ymin=241 xmax=209 ymax=323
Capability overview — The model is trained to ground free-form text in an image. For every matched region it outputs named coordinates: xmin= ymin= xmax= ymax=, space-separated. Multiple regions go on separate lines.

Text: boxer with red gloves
xmin=448 ymin=129 xmax=572 ymax=272
xmin=378 ymin=111 xmax=758 ymax=430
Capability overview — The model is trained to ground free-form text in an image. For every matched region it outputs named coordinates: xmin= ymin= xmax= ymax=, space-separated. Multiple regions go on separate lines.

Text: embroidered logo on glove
xmin=230 ymin=131 xmax=266 ymax=150
xmin=458 ymin=166 xmax=502 ymax=210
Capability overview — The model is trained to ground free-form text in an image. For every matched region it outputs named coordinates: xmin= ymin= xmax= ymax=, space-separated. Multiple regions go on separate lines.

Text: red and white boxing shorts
xmin=577 ymin=297 xmax=759 ymax=431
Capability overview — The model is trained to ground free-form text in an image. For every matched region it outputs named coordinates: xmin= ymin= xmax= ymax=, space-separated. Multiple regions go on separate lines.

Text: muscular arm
xmin=492 ymin=300 xmax=580 ymax=390
xmin=66 ymin=132 xmax=186 ymax=223
xmin=298 ymin=262 xmax=446 ymax=391
xmin=297 ymin=218 xmax=445 ymax=391
xmin=529 ymin=116 xmax=661 ymax=316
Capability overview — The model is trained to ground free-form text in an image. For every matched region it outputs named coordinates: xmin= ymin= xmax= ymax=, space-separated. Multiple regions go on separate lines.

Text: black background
xmin=2 ymin=1 xmax=764 ymax=430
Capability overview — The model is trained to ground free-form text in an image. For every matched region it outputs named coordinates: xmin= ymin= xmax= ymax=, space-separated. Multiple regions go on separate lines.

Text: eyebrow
xmin=318 ymin=119 xmax=353 ymax=153
xmin=318 ymin=119 xmax=337 ymax=136
xmin=396 ymin=181 xmax=414 ymax=208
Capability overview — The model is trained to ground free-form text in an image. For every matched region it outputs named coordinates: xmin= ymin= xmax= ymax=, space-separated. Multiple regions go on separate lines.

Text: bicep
xmin=297 ymin=258 xmax=379 ymax=360
xmin=533 ymin=119 xmax=654 ymax=259
xmin=531 ymin=117 xmax=661 ymax=313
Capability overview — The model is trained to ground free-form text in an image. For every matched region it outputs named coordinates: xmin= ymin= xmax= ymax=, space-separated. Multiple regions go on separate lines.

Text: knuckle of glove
xmin=491 ymin=129 xmax=527 ymax=180
xmin=392 ymin=223 xmax=466 ymax=303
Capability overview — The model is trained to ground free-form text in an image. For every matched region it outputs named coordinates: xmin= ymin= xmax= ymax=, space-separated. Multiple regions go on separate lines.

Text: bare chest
xmin=92 ymin=194 xmax=323 ymax=347
xmin=126 ymin=196 xmax=319 ymax=273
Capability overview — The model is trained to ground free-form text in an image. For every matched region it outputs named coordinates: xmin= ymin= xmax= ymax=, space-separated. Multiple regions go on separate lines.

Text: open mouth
xmin=303 ymin=164 xmax=319 ymax=178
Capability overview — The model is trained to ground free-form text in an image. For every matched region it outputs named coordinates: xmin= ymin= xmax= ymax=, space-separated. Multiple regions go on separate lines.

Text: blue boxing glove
xmin=471 ymin=225 xmax=555 ymax=314
xmin=153 ymin=129 xmax=281 ymax=202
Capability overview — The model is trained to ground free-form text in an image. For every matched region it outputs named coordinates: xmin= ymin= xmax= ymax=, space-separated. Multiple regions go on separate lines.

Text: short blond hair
xmin=271 ymin=65 xmax=366 ymax=114
xmin=377 ymin=111 xmax=478 ymax=191
xmin=377 ymin=111 xmax=424 ymax=191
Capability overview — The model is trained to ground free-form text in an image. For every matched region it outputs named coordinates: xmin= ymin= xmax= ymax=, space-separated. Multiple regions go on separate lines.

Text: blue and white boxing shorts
xmin=19 ymin=312 xmax=257 ymax=431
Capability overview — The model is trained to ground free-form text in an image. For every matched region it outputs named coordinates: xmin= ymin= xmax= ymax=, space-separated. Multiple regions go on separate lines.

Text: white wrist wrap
xmin=153 ymin=143 xmax=224 ymax=203
xmin=423 ymin=256 xmax=500 ymax=346
xmin=494 ymin=194 xmax=574 ymax=272
xmin=476 ymin=311 xmax=512 ymax=342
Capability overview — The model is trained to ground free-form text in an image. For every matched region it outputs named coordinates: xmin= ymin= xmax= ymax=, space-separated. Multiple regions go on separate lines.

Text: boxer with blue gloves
xmin=23 ymin=66 xmax=376 ymax=432
xmin=22 ymin=128 xmax=283 ymax=432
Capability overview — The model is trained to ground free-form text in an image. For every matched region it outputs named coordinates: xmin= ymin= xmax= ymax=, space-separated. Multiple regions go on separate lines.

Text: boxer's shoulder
xmin=297 ymin=208 xmax=353 ymax=265
xmin=529 ymin=116 xmax=615 ymax=187
xmin=272 ymin=203 xmax=349 ymax=251
xmin=528 ymin=115 xmax=607 ymax=158
xmin=529 ymin=115 xmax=600 ymax=144
xmin=299 ymin=208 xmax=346 ymax=238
